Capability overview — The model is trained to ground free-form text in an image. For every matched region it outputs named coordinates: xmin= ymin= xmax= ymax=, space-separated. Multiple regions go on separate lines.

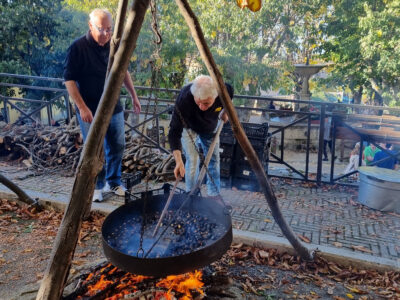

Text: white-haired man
xmin=64 ymin=8 xmax=141 ymax=202
xmin=168 ymin=75 xmax=233 ymax=196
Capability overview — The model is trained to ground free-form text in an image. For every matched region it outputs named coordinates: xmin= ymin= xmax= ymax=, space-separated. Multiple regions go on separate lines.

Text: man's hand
xmin=132 ymin=96 xmax=141 ymax=114
xmin=79 ymin=106 xmax=94 ymax=123
xmin=172 ymin=150 xmax=185 ymax=179
xmin=174 ymin=160 xmax=185 ymax=179
xmin=124 ymin=71 xmax=141 ymax=114
xmin=64 ymin=81 xmax=93 ymax=123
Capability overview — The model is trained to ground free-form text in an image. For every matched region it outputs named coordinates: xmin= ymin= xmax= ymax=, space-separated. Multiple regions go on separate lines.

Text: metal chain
xmin=150 ymin=0 xmax=162 ymax=45
xmin=138 ymin=0 xmax=163 ymax=253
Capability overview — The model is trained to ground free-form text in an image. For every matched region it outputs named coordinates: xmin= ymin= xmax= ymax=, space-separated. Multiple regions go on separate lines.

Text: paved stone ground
xmin=1 ymin=161 xmax=399 ymax=269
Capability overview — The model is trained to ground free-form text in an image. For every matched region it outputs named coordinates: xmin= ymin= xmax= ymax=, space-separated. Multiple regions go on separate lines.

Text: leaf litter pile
xmin=0 ymin=198 xmax=399 ymax=299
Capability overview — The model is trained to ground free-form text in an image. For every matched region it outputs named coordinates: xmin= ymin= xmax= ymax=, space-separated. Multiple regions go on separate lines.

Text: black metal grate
xmin=125 ymin=183 xmax=185 ymax=204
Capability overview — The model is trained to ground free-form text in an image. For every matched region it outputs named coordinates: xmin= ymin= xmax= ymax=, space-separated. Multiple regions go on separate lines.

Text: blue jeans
xmin=76 ymin=111 xmax=125 ymax=190
xmin=181 ymin=129 xmax=220 ymax=196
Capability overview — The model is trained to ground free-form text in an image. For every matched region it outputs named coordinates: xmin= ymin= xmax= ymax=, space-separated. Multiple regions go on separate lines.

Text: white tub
xmin=358 ymin=166 xmax=400 ymax=213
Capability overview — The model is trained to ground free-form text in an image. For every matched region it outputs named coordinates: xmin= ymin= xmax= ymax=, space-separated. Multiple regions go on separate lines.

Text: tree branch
xmin=175 ymin=0 xmax=313 ymax=261
xmin=36 ymin=1 xmax=150 ymax=299
xmin=0 ymin=173 xmax=42 ymax=210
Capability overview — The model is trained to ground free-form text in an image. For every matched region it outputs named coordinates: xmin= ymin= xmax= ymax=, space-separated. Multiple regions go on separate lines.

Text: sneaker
xmin=322 ymin=157 xmax=329 ymax=161
xmin=92 ymin=189 xmax=103 ymax=202
xmin=104 ymin=183 xmax=126 ymax=196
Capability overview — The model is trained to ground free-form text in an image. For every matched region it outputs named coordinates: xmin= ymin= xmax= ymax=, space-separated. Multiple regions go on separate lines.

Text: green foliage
xmin=320 ymin=0 xmax=400 ymax=106
xmin=2 ymin=0 xmax=400 ymax=108
xmin=0 ymin=0 xmax=87 ymax=78
xmin=359 ymin=0 xmax=400 ymax=104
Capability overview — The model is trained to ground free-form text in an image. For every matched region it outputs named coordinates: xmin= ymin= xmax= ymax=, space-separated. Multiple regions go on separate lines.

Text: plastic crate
xmin=232 ymin=177 xmax=260 ymax=192
xmin=242 ymin=122 xmax=269 ymax=139
xmin=220 ymin=122 xmax=269 ymax=146
xmin=233 ymin=162 xmax=256 ymax=179
xmin=220 ymin=161 xmax=232 ymax=178
xmin=234 ymin=143 xmax=266 ymax=163
xmin=220 ymin=124 xmax=236 ymax=144
xmin=126 ymin=183 xmax=185 ymax=204
xmin=122 ymin=171 xmax=142 ymax=189
xmin=221 ymin=177 xmax=232 ymax=188
xmin=219 ymin=143 xmax=235 ymax=158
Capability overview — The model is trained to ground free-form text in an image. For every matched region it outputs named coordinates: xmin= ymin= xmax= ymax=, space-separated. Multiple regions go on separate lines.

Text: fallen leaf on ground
xmin=345 ymin=285 xmax=368 ymax=295
xmin=351 ymin=245 xmax=373 ymax=253
xmin=258 ymin=250 xmax=269 ymax=258
xmin=298 ymin=235 xmax=311 ymax=243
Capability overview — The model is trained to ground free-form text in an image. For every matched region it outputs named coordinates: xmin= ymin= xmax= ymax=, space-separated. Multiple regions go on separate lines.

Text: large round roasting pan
xmin=102 ymin=193 xmax=232 ymax=277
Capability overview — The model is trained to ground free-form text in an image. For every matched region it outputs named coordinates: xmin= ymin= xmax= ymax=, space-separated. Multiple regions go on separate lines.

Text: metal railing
xmin=2 ymin=72 xmax=400 ymax=185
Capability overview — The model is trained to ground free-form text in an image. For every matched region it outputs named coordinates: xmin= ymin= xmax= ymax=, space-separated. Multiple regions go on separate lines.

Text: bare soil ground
xmin=0 ymin=198 xmax=399 ymax=300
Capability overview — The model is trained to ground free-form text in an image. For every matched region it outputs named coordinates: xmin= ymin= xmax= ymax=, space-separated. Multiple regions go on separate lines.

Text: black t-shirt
xmin=63 ymin=32 xmax=122 ymax=115
xmin=168 ymin=83 xmax=233 ymax=151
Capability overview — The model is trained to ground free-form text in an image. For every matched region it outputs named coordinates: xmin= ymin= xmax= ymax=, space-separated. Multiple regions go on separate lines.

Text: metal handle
xmin=189 ymin=121 xmax=224 ymax=196
xmin=152 ymin=176 xmax=181 ymax=237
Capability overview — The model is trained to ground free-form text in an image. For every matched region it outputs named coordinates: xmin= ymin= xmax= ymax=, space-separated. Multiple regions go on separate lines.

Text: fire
xmin=87 ymin=274 xmax=114 ymax=295
xmin=156 ymin=270 xmax=204 ymax=299
xmin=77 ymin=264 xmax=204 ymax=300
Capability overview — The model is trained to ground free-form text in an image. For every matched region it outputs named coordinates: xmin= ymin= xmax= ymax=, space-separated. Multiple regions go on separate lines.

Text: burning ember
xmin=66 ymin=263 xmax=204 ymax=300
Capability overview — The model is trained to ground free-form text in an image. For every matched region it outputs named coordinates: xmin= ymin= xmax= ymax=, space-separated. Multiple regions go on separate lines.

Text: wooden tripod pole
xmin=36 ymin=1 xmax=151 ymax=299
xmin=175 ymin=0 xmax=312 ymax=261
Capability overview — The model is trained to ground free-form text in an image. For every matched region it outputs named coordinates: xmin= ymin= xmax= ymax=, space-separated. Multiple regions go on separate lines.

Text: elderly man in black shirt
xmin=168 ymin=75 xmax=233 ymax=196
xmin=64 ymin=8 xmax=141 ymax=202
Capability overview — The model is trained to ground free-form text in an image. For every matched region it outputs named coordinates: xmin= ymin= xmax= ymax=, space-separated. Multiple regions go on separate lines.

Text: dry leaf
xmin=333 ymin=242 xmax=342 ymax=247
xmin=264 ymin=218 xmax=272 ymax=223
xmin=258 ymin=250 xmax=269 ymax=258
xmin=345 ymin=286 xmax=368 ymax=295
xmin=298 ymin=235 xmax=311 ymax=243
xmin=351 ymin=245 xmax=373 ymax=253
xmin=346 ymin=293 xmax=354 ymax=299
xmin=328 ymin=264 xmax=342 ymax=274
xmin=231 ymin=243 xmax=243 ymax=249
xmin=72 ymin=259 xmax=87 ymax=266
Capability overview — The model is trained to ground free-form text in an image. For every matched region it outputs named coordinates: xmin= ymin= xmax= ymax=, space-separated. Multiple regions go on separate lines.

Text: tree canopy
xmin=1 ymin=0 xmax=399 ymax=106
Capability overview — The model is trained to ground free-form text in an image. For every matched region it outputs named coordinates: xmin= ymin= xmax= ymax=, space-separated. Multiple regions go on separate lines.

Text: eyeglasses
xmin=92 ymin=23 xmax=112 ymax=34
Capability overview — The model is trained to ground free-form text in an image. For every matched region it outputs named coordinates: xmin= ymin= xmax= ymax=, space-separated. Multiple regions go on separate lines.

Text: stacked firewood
xmin=0 ymin=122 xmax=175 ymax=181
xmin=122 ymin=138 xmax=175 ymax=182
xmin=0 ymin=123 xmax=83 ymax=175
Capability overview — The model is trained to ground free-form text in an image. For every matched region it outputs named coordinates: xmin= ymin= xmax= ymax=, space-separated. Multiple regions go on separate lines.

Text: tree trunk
xmin=107 ymin=0 xmax=129 ymax=76
xmin=0 ymin=173 xmax=41 ymax=210
xmin=36 ymin=1 xmax=150 ymax=300
xmin=175 ymin=0 xmax=313 ymax=261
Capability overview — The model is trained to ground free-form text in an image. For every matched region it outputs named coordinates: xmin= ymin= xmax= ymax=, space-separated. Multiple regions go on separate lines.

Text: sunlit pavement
xmin=1 ymin=162 xmax=399 ymax=271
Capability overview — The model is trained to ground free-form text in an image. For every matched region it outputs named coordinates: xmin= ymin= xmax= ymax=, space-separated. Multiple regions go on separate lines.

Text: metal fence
xmin=2 ymin=72 xmax=400 ymax=186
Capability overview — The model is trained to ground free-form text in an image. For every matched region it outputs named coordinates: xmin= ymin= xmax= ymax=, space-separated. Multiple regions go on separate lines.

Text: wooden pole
xmin=175 ymin=0 xmax=313 ymax=261
xmin=36 ymin=1 xmax=150 ymax=299
xmin=107 ymin=0 xmax=130 ymax=76
xmin=0 ymin=173 xmax=41 ymax=210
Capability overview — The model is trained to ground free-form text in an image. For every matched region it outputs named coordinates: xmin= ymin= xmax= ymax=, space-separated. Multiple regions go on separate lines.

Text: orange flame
xmin=87 ymin=274 xmax=114 ymax=296
xmin=81 ymin=266 xmax=203 ymax=300
xmin=156 ymin=270 xmax=204 ymax=299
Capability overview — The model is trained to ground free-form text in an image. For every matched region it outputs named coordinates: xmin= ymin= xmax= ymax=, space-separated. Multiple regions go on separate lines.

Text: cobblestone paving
xmin=1 ymin=163 xmax=399 ymax=263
